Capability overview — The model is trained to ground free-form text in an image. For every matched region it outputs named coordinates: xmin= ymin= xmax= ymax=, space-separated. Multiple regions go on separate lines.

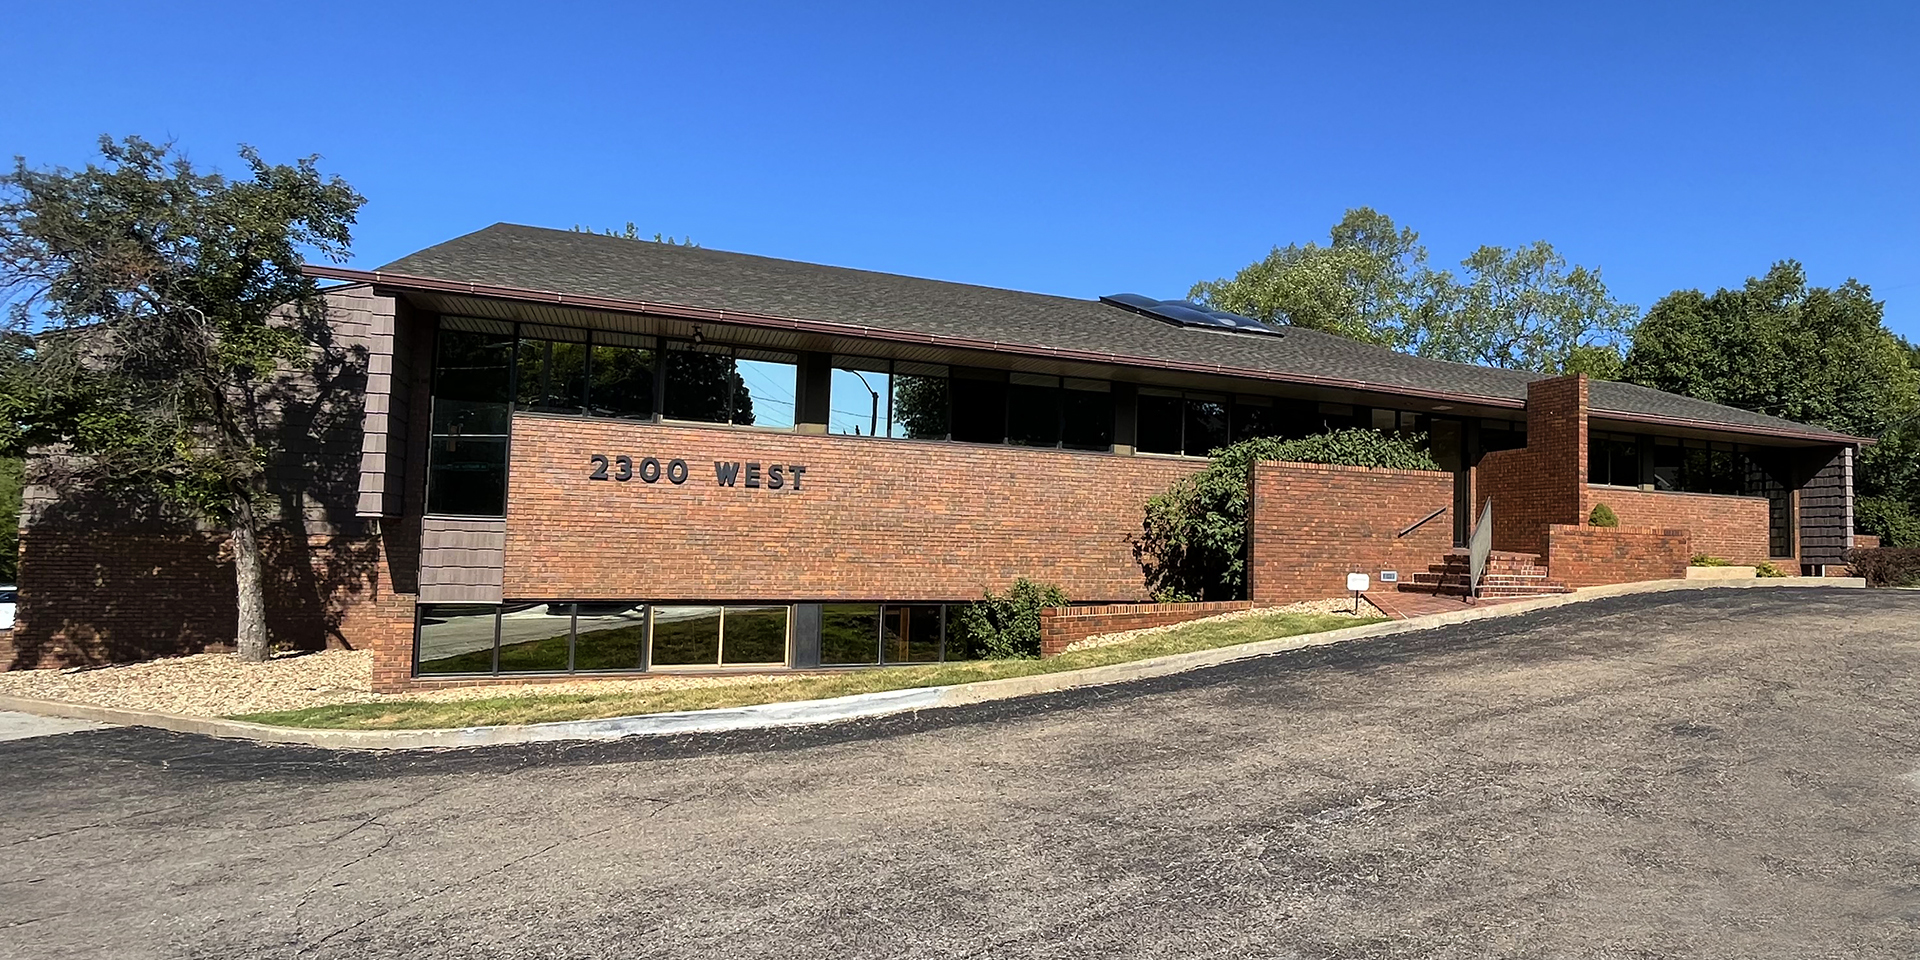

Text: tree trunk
xmin=230 ymin=493 xmax=270 ymax=662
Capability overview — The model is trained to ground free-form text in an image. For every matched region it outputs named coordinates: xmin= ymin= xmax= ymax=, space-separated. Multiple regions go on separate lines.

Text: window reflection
xmin=831 ymin=360 xmax=892 ymax=437
xmin=416 ymin=604 xmax=499 ymax=674
xmin=883 ymin=604 xmax=943 ymax=663
xmin=892 ymin=364 xmax=949 ymax=439
xmin=663 ymin=344 xmax=739 ymax=424
xmin=588 ymin=334 xmax=656 ymax=420
xmin=573 ymin=602 xmax=648 ymax=671
xmin=1184 ymin=395 xmax=1229 ymax=456
xmin=497 ymin=602 xmax=574 ymax=672
xmin=722 ymin=606 xmax=789 ymax=664
xmin=734 ymin=350 xmax=797 ymax=429
xmin=428 ymin=323 xmax=515 ymax=516
xmin=515 ymin=331 xmax=588 ymax=414
xmin=821 ymin=604 xmax=881 ymax=665
xmin=650 ymin=605 xmax=723 ymax=665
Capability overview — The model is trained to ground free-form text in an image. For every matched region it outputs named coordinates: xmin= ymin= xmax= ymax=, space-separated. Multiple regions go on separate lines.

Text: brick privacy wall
xmin=501 ymin=415 xmax=1205 ymax=603
xmin=1039 ymin=601 xmax=1253 ymax=657
xmin=1545 ymin=524 xmax=1690 ymax=588
xmin=1247 ymin=462 xmax=1455 ymax=605
xmin=1580 ymin=486 xmax=1773 ymax=565
xmin=1473 ymin=375 xmax=1589 ymax=558
xmin=6 ymin=527 xmax=412 ymax=674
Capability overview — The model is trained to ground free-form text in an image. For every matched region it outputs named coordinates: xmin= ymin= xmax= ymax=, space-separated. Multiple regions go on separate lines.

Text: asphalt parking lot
xmin=2 ymin=588 xmax=1916 ymax=959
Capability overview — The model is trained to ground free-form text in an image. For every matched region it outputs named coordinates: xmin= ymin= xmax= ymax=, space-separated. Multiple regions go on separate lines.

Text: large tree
xmin=1413 ymin=242 xmax=1637 ymax=373
xmin=0 ymin=136 xmax=363 ymax=660
xmin=1193 ymin=209 xmax=1637 ymax=373
xmin=1622 ymin=262 xmax=1920 ymax=545
xmin=1190 ymin=207 xmax=1425 ymax=349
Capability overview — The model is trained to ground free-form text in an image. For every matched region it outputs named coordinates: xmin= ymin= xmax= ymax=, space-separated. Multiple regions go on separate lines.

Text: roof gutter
xmin=304 ymin=265 xmax=1866 ymax=447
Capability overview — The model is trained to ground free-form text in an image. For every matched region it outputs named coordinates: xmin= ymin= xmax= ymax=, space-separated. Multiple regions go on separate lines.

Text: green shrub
xmin=1753 ymin=561 xmax=1789 ymax=578
xmin=953 ymin=578 xmax=1069 ymax=660
xmin=1134 ymin=429 xmax=1442 ymax=601
xmin=1691 ymin=554 xmax=1731 ymax=566
xmin=1856 ymin=496 xmax=1920 ymax=548
xmin=1588 ymin=503 xmax=1618 ymax=527
xmin=1845 ymin=547 xmax=1920 ymax=587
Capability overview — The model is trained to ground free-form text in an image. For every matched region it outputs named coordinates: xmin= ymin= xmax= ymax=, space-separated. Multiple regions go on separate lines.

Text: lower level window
xmin=414 ymin=600 xmax=966 ymax=676
xmin=821 ymin=602 xmax=952 ymax=664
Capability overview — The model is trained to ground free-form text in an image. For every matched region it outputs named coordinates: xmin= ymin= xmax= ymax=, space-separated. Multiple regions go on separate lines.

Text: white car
xmin=0 ymin=585 xmax=14 ymax=631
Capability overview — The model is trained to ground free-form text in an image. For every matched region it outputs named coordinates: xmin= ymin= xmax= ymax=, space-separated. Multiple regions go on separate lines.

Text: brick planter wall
xmin=1546 ymin=524 xmax=1690 ymax=588
xmin=1247 ymin=462 xmax=1455 ymax=604
xmin=1038 ymin=601 xmax=1254 ymax=657
xmin=1582 ymin=487 xmax=1772 ymax=565
xmin=502 ymin=415 xmax=1203 ymax=603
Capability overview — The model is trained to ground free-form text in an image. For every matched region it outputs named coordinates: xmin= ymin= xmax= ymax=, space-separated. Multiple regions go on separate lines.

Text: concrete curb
xmin=0 ymin=577 xmax=1866 ymax=750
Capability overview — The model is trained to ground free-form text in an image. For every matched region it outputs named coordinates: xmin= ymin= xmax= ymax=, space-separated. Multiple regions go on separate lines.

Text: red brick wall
xmin=1582 ymin=487 xmax=1773 ymax=565
xmin=501 ymin=416 xmax=1203 ymax=603
xmin=7 ymin=528 xmax=411 ymax=674
xmin=1039 ymin=601 xmax=1254 ymax=657
xmin=1247 ymin=462 xmax=1455 ymax=604
xmin=1474 ymin=375 xmax=1589 ymax=557
xmin=1545 ymin=524 xmax=1690 ymax=588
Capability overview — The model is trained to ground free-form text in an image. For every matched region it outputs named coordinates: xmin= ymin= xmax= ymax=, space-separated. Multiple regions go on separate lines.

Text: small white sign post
xmin=1346 ymin=572 xmax=1370 ymax=615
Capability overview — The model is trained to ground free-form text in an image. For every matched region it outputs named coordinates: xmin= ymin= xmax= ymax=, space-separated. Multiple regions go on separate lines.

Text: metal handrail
xmin=1467 ymin=499 xmax=1494 ymax=599
xmin=1397 ymin=506 xmax=1449 ymax=539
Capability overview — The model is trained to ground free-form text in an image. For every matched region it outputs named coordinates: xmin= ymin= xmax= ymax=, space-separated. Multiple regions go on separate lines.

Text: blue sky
xmin=8 ymin=1 xmax=1918 ymax=341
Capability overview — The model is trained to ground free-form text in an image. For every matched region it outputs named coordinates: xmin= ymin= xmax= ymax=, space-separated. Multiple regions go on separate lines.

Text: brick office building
xmin=5 ymin=224 xmax=1865 ymax=690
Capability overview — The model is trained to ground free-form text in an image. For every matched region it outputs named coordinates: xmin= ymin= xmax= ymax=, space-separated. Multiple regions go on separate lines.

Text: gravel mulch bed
xmin=0 ymin=650 xmax=808 ymax=717
xmin=1058 ymin=597 xmax=1386 ymax=654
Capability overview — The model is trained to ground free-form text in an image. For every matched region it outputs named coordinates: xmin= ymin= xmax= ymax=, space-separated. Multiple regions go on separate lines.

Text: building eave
xmin=304 ymin=264 xmax=1871 ymax=447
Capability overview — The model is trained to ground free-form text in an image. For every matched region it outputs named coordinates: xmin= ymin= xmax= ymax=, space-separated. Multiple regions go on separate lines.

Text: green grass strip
xmin=231 ymin=611 xmax=1381 ymax=730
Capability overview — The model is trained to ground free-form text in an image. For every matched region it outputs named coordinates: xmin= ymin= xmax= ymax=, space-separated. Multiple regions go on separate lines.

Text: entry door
xmin=1428 ymin=419 xmax=1468 ymax=547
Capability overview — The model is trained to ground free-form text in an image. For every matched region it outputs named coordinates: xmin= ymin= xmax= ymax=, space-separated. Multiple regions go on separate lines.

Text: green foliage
xmin=0 ymin=456 xmax=18 ymax=583
xmin=0 ymin=137 xmax=363 ymax=497
xmin=953 ymin=578 xmax=1069 ymax=660
xmin=1623 ymin=262 xmax=1920 ymax=545
xmin=570 ymin=222 xmax=697 ymax=246
xmin=1754 ymin=561 xmax=1789 ymax=578
xmin=0 ymin=136 xmax=362 ymax=658
xmin=1190 ymin=207 xmax=1424 ymax=349
xmin=1193 ymin=209 xmax=1637 ymax=373
xmin=1856 ymin=496 xmax=1920 ymax=548
xmin=891 ymin=373 xmax=948 ymax=440
xmin=1135 ymin=429 xmax=1442 ymax=602
xmin=1623 ymin=263 xmax=1918 ymax=439
xmin=1588 ymin=503 xmax=1618 ymax=527
xmin=1690 ymin=554 xmax=1731 ymax=566
xmin=1415 ymin=241 xmax=1638 ymax=372
xmin=1845 ymin=547 xmax=1920 ymax=588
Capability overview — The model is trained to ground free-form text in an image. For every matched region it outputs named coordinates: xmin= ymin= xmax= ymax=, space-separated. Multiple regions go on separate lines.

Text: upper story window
xmin=662 ymin=342 xmax=797 ymax=428
xmin=828 ymin=357 xmax=951 ymax=439
xmin=833 ymin=361 xmax=1111 ymax=450
xmin=1653 ymin=437 xmax=1752 ymax=495
xmin=427 ymin=319 xmax=514 ymax=516
xmin=1589 ymin=431 xmax=1642 ymax=487
xmin=1479 ymin=418 xmax=1528 ymax=455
